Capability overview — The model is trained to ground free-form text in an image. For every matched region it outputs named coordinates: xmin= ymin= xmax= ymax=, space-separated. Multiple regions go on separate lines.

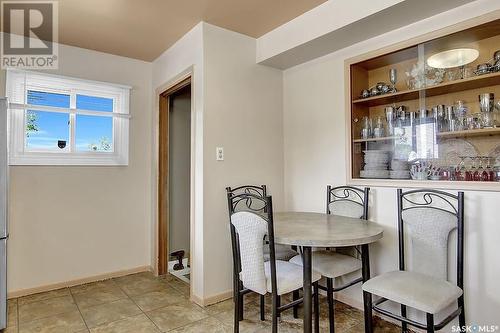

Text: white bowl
xmin=390 ymin=160 xmax=409 ymax=171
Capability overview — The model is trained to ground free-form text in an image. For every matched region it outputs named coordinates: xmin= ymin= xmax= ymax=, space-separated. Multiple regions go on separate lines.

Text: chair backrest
xmin=226 ymin=185 xmax=267 ymax=213
xmin=397 ymin=189 xmax=464 ymax=288
xmin=327 ymin=185 xmax=369 ymax=220
xmin=226 ymin=190 xmax=277 ymax=296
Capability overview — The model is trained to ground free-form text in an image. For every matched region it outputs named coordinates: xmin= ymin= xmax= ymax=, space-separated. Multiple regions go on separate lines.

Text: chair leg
xmin=272 ymin=292 xmax=278 ymax=333
xmin=238 ymin=281 xmax=244 ymax=321
xmin=260 ymin=295 xmax=265 ymax=321
xmin=276 ymin=295 xmax=281 ymax=318
xmin=401 ymin=304 xmax=407 ymax=332
xmin=293 ymin=290 xmax=299 ymax=319
xmin=426 ymin=313 xmax=435 ymax=333
xmin=314 ymin=282 xmax=320 ymax=333
xmin=233 ymin=280 xmax=240 ymax=333
xmin=458 ymin=295 xmax=466 ymax=331
xmin=361 ymin=244 xmax=373 ymax=333
xmin=327 ymin=278 xmax=335 ymax=333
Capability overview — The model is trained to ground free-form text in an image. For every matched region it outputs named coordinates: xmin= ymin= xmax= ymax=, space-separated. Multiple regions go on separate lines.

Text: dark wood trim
xmin=158 ymin=76 xmax=191 ymax=275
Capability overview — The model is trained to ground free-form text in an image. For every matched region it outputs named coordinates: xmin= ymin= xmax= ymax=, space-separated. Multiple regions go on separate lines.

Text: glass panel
xmin=27 ymin=90 xmax=70 ymax=108
xmin=350 ymin=19 xmax=500 ymax=183
xmin=75 ymin=115 xmax=113 ymax=152
xmin=76 ymin=94 xmax=113 ymax=112
xmin=25 ymin=110 xmax=70 ymax=151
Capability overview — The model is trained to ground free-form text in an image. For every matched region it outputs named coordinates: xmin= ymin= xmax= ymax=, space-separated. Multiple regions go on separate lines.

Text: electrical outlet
xmin=216 ymin=147 xmax=224 ymax=161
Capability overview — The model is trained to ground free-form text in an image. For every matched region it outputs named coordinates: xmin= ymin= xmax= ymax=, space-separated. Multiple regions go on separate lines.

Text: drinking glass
xmin=455 ymin=156 xmax=466 ymax=181
xmin=373 ymin=116 xmax=385 ymax=138
xmin=446 ymin=69 xmax=457 ymax=82
xmin=486 ymin=157 xmax=496 ymax=181
xmin=471 ymin=157 xmax=480 ymax=181
xmin=454 ymin=101 xmax=468 ymax=130
xmin=361 ymin=116 xmax=372 ymax=139
xmin=479 ymin=157 xmax=488 ymax=181
xmin=482 ymin=111 xmax=494 ymax=128
xmin=389 ymin=68 xmax=397 ymax=92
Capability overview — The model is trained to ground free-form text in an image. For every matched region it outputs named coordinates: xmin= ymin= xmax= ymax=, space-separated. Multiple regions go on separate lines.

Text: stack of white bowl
xmin=360 ymin=150 xmax=390 ymax=178
xmin=389 ymin=159 xmax=410 ymax=179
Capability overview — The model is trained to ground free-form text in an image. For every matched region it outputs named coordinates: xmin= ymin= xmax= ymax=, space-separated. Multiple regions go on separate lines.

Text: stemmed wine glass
xmin=455 ymin=156 xmax=466 ymax=181
xmin=471 ymin=156 xmax=480 ymax=181
xmin=485 ymin=157 xmax=495 ymax=182
xmin=479 ymin=157 xmax=488 ymax=181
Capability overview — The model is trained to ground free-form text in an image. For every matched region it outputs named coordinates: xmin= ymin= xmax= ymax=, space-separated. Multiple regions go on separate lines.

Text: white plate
xmin=360 ymin=170 xmax=389 ymax=179
xmin=363 ymin=164 xmax=388 ymax=170
xmin=390 ymin=175 xmax=411 ymax=179
xmin=363 ymin=150 xmax=390 ymax=154
xmin=389 ymin=171 xmax=410 ymax=179
xmin=365 ymin=157 xmax=390 ymax=164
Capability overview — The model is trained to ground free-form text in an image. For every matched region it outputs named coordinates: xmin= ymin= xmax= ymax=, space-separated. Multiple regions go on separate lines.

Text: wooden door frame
xmin=157 ymin=76 xmax=192 ymax=275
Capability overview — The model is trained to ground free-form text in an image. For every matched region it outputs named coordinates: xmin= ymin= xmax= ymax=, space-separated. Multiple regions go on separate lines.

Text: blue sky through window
xmin=26 ymin=110 xmax=69 ymax=150
xmin=28 ymin=90 xmax=70 ymax=108
xmin=25 ymin=90 xmax=114 ymax=151
xmin=76 ymin=115 xmax=113 ymax=152
xmin=77 ymin=94 xmax=113 ymax=112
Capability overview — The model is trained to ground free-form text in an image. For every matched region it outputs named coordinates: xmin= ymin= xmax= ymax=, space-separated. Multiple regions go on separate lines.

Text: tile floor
xmin=3 ymin=271 xmax=402 ymax=333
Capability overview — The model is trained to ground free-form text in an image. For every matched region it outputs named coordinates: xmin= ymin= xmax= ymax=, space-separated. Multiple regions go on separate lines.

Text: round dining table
xmin=273 ymin=212 xmax=384 ymax=333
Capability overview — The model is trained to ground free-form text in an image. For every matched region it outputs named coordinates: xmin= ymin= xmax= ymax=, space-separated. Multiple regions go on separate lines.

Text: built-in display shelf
xmin=353 ymin=127 xmax=500 ymax=143
xmin=352 ymin=71 xmax=500 ymax=107
xmin=437 ymin=127 xmax=500 ymax=138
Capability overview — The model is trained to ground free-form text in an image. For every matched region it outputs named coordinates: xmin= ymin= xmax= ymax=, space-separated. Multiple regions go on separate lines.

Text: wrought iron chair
xmin=290 ymin=185 xmax=370 ymax=333
xmin=226 ymin=185 xmax=299 ymax=321
xmin=362 ymin=189 xmax=465 ymax=333
xmin=226 ymin=185 xmax=297 ymax=261
xmin=227 ymin=190 xmax=322 ymax=333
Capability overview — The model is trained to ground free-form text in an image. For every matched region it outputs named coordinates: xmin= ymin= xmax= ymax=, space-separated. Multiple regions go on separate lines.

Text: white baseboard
xmin=8 ymin=265 xmax=152 ymax=299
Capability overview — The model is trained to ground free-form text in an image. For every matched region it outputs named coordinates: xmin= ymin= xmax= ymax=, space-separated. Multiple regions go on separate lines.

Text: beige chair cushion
xmin=264 ymin=260 xmax=321 ymax=295
xmin=362 ymin=270 xmax=463 ymax=314
xmin=263 ymin=244 xmax=297 ymax=262
xmin=290 ymin=251 xmax=361 ymax=278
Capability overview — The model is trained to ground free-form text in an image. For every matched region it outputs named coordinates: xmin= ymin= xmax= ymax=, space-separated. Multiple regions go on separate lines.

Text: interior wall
xmin=168 ymin=89 xmax=191 ymax=257
xmin=152 ymin=22 xmax=205 ymax=299
xmin=202 ymin=23 xmax=284 ymax=298
xmin=0 ymin=42 xmax=153 ymax=293
xmin=282 ymin=4 xmax=500 ymax=329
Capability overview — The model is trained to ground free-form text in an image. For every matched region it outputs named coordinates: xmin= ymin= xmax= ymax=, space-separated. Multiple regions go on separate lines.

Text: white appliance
xmin=0 ymin=97 xmax=8 ymax=329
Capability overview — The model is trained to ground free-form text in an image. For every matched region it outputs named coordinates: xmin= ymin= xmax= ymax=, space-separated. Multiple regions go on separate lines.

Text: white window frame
xmin=6 ymin=70 xmax=131 ymax=166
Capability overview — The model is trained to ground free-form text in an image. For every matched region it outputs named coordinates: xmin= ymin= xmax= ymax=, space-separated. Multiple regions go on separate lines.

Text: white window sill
xmin=9 ymin=153 xmax=128 ymax=166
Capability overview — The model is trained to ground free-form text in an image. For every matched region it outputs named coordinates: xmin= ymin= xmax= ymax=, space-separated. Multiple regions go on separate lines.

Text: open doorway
xmin=158 ymin=77 xmax=191 ymax=285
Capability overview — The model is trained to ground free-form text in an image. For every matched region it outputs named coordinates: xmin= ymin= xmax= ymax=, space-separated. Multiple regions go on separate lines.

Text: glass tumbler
xmin=361 ymin=116 xmax=372 ymax=139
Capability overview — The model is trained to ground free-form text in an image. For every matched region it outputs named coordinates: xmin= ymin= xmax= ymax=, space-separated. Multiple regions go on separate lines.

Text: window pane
xmin=27 ymin=90 xmax=70 ymax=108
xmin=75 ymin=115 xmax=113 ymax=152
xmin=26 ymin=110 xmax=70 ymax=151
xmin=76 ymin=94 xmax=113 ymax=112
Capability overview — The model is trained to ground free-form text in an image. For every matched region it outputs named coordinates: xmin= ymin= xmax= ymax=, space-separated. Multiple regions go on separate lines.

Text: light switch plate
xmin=216 ymin=147 xmax=224 ymax=161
